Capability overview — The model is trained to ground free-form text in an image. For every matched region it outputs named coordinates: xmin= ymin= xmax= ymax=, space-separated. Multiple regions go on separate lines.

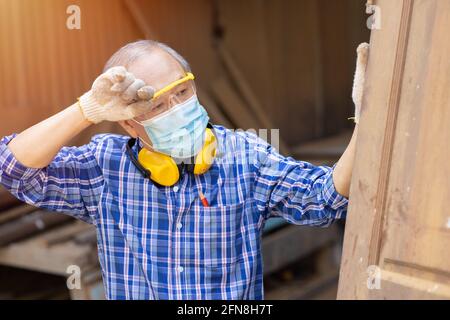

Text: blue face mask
xmin=138 ymin=95 xmax=209 ymax=158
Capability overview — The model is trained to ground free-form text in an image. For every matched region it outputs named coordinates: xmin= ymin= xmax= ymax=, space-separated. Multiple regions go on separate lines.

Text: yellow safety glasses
xmin=152 ymin=72 xmax=195 ymax=100
xmin=135 ymin=72 xmax=196 ymax=122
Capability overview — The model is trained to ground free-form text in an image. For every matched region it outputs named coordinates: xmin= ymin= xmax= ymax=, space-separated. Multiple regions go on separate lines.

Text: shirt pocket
xmin=198 ymin=201 xmax=246 ymax=267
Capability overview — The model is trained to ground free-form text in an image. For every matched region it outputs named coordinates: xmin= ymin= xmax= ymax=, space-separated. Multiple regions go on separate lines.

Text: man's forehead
xmin=127 ymin=50 xmax=186 ymax=92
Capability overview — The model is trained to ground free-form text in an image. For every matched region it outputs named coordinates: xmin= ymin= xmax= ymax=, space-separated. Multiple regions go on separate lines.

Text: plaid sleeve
xmin=253 ymin=141 xmax=348 ymax=227
xmin=0 ymin=134 xmax=104 ymax=224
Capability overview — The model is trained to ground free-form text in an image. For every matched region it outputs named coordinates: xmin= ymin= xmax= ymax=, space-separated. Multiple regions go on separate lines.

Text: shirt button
xmin=173 ymin=186 xmax=179 ymax=192
xmin=177 ymin=266 xmax=184 ymax=273
xmin=176 ymin=222 xmax=183 ymax=230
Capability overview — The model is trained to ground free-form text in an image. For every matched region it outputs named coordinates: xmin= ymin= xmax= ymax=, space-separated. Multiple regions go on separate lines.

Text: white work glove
xmin=78 ymin=66 xmax=155 ymax=124
xmin=351 ymin=42 xmax=370 ymax=124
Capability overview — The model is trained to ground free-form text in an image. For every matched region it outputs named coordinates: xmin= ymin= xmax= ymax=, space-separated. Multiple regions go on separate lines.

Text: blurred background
xmin=0 ymin=0 xmax=369 ymax=299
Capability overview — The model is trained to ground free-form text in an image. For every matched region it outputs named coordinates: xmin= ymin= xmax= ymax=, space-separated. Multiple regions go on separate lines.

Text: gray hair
xmin=103 ymin=40 xmax=191 ymax=73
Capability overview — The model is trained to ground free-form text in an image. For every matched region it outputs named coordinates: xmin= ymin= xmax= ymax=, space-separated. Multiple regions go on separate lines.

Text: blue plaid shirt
xmin=0 ymin=125 xmax=348 ymax=299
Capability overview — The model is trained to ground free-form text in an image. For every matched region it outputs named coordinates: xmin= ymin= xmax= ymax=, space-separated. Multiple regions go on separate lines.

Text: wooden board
xmin=338 ymin=0 xmax=450 ymax=299
xmin=218 ymin=0 xmax=370 ymax=145
xmin=0 ymin=220 xmax=97 ymax=276
xmin=0 ymin=0 xmax=142 ymax=144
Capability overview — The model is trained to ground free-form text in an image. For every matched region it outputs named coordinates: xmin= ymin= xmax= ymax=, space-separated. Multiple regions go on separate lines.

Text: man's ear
xmin=118 ymin=120 xmax=138 ymax=138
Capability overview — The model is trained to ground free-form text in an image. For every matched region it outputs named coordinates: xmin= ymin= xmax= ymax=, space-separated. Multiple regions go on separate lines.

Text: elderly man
xmin=0 ymin=40 xmax=368 ymax=300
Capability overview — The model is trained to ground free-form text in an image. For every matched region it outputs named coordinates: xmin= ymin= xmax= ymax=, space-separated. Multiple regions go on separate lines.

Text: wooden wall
xmin=0 ymin=0 xmax=369 ymax=147
xmin=128 ymin=0 xmax=369 ymax=146
xmin=338 ymin=0 xmax=450 ymax=299
xmin=216 ymin=0 xmax=370 ymax=144
xmin=0 ymin=0 xmax=141 ymax=144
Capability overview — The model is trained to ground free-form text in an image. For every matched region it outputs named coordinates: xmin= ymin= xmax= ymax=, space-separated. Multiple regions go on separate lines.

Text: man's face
xmin=119 ymin=49 xmax=194 ymax=148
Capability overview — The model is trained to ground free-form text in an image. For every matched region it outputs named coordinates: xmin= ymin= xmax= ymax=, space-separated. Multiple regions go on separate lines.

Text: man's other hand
xmin=352 ymin=42 xmax=370 ymax=124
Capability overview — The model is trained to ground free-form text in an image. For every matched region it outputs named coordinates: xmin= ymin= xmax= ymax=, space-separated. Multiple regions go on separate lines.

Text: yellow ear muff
xmin=194 ymin=128 xmax=217 ymax=175
xmin=136 ymin=127 xmax=217 ymax=186
xmin=137 ymin=148 xmax=180 ymax=186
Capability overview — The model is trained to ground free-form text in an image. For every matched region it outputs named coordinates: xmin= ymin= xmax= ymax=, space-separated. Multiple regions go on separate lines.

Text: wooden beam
xmin=211 ymin=76 xmax=261 ymax=130
xmin=263 ymin=224 xmax=339 ymax=275
xmin=0 ymin=188 xmax=20 ymax=211
xmin=197 ymin=87 xmax=233 ymax=128
xmin=265 ymin=271 xmax=339 ymax=300
xmin=292 ymin=130 xmax=352 ymax=159
xmin=0 ymin=211 xmax=72 ymax=247
xmin=217 ymin=44 xmax=291 ymax=155
xmin=123 ymin=0 xmax=154 ymax=38
xmin=0 ymin=204 xmax=36 ymax=225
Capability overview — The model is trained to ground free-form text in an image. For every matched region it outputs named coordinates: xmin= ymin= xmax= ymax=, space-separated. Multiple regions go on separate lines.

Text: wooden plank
xmin=124 ymin=0 xmax=222 ymax=86
xmin=123 ymin=0 xmax=154 ymax=38
xmin=217 ymin=45 xmax=291 ymax=155
xmin=265 ymin=271 xmax=339 ymax=300
xmin=123 ymin=0 xmax=230 ymax=133
xmin=0 ymin=210 xmax=72 ymax=247
xmin=338 ymin=0 xmax=450 ymax=299
xmin=0 ymin=203 xmax=36 ymax=225
xmin=197 ymin=87 xmax=233 ymax=128
xmin=317 ymin=0 xmax=366 ymax=136
xmin=0 ymin=0 xmax=140 ymax=143
xmin=44 ymin=221 xmax=93 ymax=246
xmin=0 ymin=238 xmax=94 ymax=276
xmin=211 ymin=76 xmax=262 ymax=130
xmin=0 ymin=221 xmax=98 ymax=275
xmin=292 ymin=130 xmax=352 ymax=159
xmin=263 ymin=224 xmax=339 ymax=275
xmin=217 ymin=0 xmax=274 ymax=116
xmin=73 ymin=228 xmax=97 ymax=246
xmin=0 ymin=187 xmax=20 ymax=211
xmin=338 ymin=0 xmax=406 ymax=299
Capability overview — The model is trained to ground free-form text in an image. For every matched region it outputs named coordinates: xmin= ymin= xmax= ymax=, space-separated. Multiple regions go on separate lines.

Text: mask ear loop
xmin=137 ymin=135 xmax=155 ymax=152
xmin=129 ymin=118 xmax=155 ymax=151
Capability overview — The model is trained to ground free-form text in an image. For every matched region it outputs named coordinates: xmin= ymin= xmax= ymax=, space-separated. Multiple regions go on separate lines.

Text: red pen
xmin=198 ymin=190 xmax=209 ymax=207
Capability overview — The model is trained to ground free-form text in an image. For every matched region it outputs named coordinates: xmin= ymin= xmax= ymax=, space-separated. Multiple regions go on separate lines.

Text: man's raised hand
xmin=78 ymin=66 xmax=155 ymax=124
